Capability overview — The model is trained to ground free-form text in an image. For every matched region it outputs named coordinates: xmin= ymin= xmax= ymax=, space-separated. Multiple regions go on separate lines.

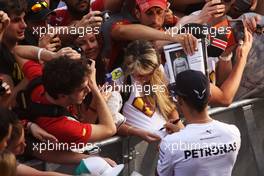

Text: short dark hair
xmin=0 ymin=108 xmax=18 ymax=142
xmin=182 ymin=96 xmax=208 ymax=113
xmin=0 ymin=0 xmax=27 ymax=16
xmin=43 ymin=56 xmax=89 ymax=99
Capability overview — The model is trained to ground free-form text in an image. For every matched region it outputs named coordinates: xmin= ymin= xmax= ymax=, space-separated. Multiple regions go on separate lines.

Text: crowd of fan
xmin=0 ymin=0 xmax=263 ymax=175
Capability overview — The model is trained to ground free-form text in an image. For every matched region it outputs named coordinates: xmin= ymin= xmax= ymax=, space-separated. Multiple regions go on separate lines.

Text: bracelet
xmin=219 ymin=52 xmax=233 ymax=62
xmin=37 ymin=48 xmax=44 ymax=63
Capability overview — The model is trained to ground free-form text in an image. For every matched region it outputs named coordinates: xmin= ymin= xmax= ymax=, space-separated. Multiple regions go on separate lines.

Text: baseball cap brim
xmin=27 ymin=8 xmax=55 ymax=22
xmin=137 ymin=0 xmax=167 ymax=13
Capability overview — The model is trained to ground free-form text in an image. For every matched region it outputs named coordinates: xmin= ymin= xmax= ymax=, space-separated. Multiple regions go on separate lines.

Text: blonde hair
xmin=122 ymin=40 xmax=176 ymax=120
xmin=0 ymin=150 xmax=16 ymax=176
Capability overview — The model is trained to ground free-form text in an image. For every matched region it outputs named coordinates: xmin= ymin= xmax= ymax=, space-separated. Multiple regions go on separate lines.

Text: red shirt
xmin=91 ymin=0 xmax=105 ymax=11
xmin=22 ymin=61 xmax=92 ymax=144
xmin=107 ymin=19 xmax=132 ymax=70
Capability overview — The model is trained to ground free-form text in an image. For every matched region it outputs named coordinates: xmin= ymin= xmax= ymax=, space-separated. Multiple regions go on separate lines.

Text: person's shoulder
xmin=214 ymin=120 xmax=240 ymax=136
xmin=162 ymin=128 xmax=187 ymax=143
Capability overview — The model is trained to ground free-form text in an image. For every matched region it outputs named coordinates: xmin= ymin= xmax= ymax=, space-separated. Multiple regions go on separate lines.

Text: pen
xmin=159 ymin=118 xmax=181 ymax=131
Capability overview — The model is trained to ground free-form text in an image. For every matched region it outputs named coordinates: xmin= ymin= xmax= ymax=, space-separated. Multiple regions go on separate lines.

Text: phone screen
xmin=229 ymin=20 xmax=245 ymax=43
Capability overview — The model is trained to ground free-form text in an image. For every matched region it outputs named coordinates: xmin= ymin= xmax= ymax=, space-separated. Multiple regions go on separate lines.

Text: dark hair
xmin=182 ymin=97 xmax=208 ymax=113
xmin=0 ymin=108 xmax=18 ymax=142
xmin=43 ymin=56 xmax=89 ymax=99
xmin=0 ymin=0 xmax=27 ymax=16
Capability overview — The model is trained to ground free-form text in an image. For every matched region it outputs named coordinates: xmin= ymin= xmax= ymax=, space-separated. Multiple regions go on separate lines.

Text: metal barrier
xmin=40 ymin=98 xmax=264 ymax=175
xmin=208 ymin=98 xmax=264 ymax=176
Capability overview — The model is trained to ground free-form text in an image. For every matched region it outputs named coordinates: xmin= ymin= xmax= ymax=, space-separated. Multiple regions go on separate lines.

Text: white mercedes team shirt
xmin=157 ymin=120 xmax=241 ymax=176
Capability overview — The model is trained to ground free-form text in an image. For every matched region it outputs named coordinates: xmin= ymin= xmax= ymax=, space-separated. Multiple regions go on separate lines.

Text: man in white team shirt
xmin=157 ymin=70 xmax=241 ymax=176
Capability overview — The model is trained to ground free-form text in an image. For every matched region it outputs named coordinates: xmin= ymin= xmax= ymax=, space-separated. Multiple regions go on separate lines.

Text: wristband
xmin=37 ymin=48 xmax=44 ymax=63
xmin=219 ymin=52 xmax=233 ymax=62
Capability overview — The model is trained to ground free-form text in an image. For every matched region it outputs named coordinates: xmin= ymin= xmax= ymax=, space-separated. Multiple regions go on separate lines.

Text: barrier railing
xmin=27 ymin=98 xmax=264 ymax=176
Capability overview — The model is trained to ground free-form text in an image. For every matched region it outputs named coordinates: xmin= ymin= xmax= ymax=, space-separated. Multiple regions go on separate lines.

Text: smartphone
xmin=95 ymin=10 xmax=111 ymax=22
xmin=229 ymin=19 xmax=245 ymax=43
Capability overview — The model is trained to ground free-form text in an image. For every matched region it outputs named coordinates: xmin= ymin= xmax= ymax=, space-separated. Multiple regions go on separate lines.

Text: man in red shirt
xmin=102 ymin=0 xmax=197 ymax=70
xmin=49 ymin=0 xmax=103 ymax=27
xmin=16 ymin=55 xmax=116 ymax=145
xmin=48 ymin=0 xmax=103 ymax=47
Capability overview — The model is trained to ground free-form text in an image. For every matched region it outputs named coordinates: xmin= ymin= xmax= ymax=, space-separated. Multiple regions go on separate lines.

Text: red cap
xmin=136 ymin=0 xmax=167 ymax=12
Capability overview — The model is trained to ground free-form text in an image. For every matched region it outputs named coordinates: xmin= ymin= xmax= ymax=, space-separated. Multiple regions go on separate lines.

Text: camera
xmin=71 ymin=46 xmax=83 ymax=54
xmin=0 ymin=79 xmax=7 ymax=96
xmin=95 ymin=10 xmax=111 ymax=22
xmin=70 ymin=45 xmax=93 ymax=65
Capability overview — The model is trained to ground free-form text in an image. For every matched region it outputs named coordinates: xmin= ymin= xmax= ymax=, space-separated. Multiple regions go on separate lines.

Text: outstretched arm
xmin=209 ymin=26 xmax=253 ymax=106
xmin=14 ymin=46 xmax=80 ymax=64
xmin=87 ymin=60 xmax=117 ymax=142
xmin=112 ymin=23 xmax=197 ymax=55
xmin=17 ymin=164 xmax=70 ymax=176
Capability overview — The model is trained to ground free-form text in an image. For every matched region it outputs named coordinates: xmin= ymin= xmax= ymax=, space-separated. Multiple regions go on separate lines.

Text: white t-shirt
xmin=108 ymin=66 xmax=168 ymax=137
xmin=157 ymin=120 xmax=241 ymax=176
xmin=122 ymin=78 xmax=167 ymax=137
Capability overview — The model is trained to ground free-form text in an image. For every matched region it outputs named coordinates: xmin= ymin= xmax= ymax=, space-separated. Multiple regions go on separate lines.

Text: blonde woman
xmin=117 ymin=40 xmax=184 ymax=143
xmin=0 ymin=150 xmax=16 ymax=176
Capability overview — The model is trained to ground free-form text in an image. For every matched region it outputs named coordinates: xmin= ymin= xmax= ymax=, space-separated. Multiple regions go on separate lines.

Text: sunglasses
xmin=31 ymin=1 xmax=48 ymax=13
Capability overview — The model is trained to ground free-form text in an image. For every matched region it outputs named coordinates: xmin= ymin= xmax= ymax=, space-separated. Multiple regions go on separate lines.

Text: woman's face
xmin=0 ymin=125 xmax=12 ymax=151
xmin=76 ymin=33 xmax=100 ymax=61
xmin=132 ymin=70 xmax=154 ymax=84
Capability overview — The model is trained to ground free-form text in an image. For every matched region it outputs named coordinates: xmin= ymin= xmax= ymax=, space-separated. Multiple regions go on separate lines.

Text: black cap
xmin=26 ymin=0 xmax=54 ymax=22
xmin=175 ymin=70 xmax=210 ymax=106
